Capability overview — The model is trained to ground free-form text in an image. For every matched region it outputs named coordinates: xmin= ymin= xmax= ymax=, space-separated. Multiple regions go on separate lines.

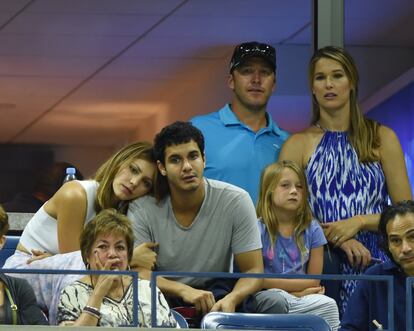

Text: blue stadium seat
xmin=0 ymin=235 xmax=19 ymax=268
xmin=201 ymin=312 xmax=331 ymax=331
xmin=171 ymin=309 xmax=189 ymax=328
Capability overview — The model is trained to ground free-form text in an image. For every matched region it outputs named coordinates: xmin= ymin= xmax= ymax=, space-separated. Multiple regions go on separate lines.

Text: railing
xmin=0 ymin=268 xmax=140 ymax=327
xmin=151 ymin=271 xmax=395 ymax=330
xmin=407 ymin=277 xmax=414 ymax=331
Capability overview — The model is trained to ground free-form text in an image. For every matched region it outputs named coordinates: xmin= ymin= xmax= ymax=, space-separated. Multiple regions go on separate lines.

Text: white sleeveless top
xmin=19 ymin=180 xmax=99 ymax=254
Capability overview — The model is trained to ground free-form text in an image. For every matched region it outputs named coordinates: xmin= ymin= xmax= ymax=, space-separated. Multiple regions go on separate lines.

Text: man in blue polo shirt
xmin=340 ymin=200 xmax=414 ymax=331
xmin=191 ymin=41 xmax=289 ymax=203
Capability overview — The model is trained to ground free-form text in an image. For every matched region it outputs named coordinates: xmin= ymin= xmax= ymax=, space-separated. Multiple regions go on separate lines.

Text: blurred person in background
xmin=3 ymin=161 xmax=84 ymax=213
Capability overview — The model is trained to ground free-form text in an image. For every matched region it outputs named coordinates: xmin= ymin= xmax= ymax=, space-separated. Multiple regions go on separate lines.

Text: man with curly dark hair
xmin=128 ymin=121 xmax=287 ymax=320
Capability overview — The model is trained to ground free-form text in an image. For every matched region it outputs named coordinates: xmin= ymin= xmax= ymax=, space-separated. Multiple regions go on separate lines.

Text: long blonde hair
xmin=256 ymin=160 xmax=312 ymax=262
xmin=93 ymin=141 xmax=154 ymax=213
xmin=309 ymin=46 xmax=381 ymax=162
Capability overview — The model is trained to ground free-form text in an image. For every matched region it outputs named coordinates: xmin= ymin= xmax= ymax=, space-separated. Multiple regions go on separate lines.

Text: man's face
xmin=386 ymin=213 xmax=414 ymax=275
xmin=228 ymin=57 xmax=275 ymax=111
xmin=158 ymin=140 xmax=205 ymax=195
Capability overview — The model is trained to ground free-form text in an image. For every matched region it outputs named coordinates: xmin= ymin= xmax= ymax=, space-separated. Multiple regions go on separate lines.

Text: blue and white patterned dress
xmin=305 ymin=130 xmax=389 ymax=315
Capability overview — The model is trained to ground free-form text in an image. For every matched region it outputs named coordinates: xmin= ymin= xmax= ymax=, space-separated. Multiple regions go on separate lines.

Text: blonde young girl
xmin=257 ymin=160 xmax=339 ymax=331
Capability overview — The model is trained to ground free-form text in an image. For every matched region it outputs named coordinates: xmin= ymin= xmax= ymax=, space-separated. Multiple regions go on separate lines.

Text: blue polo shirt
xmin=340 ymin=260 xmax=414 ymax=331
xmin=191 ymin=104 xmax=289 ymax=204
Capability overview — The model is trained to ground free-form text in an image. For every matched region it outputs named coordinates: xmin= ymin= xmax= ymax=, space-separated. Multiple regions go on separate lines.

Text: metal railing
xmin=1 ymin=268 xmax=140 ymax=327
xmin=150 ymin=271 xmax=395 ymax=330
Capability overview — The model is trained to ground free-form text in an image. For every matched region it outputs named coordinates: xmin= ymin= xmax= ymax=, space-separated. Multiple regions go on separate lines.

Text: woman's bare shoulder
xmin=45 ymin=181 xmax=87 ymax=215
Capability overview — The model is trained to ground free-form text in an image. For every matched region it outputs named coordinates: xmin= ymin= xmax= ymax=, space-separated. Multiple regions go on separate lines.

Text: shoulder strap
xmin=4 ymin=287 xmax=18 ymax=325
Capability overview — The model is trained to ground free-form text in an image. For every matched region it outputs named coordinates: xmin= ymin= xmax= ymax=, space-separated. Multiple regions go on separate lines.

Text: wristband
xmin=83 ymin=306 xmax=101 ymax=320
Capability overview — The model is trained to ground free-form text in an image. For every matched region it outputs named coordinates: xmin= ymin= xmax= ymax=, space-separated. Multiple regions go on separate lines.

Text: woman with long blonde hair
xmin=279 ymin=46 xmax=412 ymax=314
xmin=4 ymin=141 xmax=158 ymax=324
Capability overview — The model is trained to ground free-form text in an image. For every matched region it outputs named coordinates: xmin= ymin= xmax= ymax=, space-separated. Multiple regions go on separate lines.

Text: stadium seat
xmin=0 ymin=235 xmax=19 ymax=267
xmin=201 ymin=312 xmax=331 ymax=331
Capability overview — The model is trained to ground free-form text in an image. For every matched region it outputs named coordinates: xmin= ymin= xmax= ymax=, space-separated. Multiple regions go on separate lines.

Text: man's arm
xmin=135 ymin=267 xmax=216 ymax=315
xmin=211 ymin=249 xmax=264 ymax=312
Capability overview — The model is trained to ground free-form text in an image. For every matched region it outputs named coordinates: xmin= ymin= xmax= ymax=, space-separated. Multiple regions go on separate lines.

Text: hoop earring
xmin=127 ymin=265 xmax=131 ymax=271
xmin=86 ymin=263 xmax=90 ymax=270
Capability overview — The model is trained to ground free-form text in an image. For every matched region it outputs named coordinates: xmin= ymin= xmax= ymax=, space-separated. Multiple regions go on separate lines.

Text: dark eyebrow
xmin=168 ymin=153 xmax=180 ymax=159
xmin=388 ymin=234 xmax=400 ymax=238
xmin=189 ymin=150 xmax=200 ymax=155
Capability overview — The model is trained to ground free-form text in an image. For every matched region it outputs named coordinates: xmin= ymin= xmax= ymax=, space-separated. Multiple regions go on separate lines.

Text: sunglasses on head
xmin=235 ymin=42 xmax=275 ymax=58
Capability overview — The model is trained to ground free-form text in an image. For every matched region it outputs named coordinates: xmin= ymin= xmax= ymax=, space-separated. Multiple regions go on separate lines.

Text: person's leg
xmin=242 ymin=289 xmax=288 ymax=314
xmin=286 ymin=293 xmax=340 ymax=331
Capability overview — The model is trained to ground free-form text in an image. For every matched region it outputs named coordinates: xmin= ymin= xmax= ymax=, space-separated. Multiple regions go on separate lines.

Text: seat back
xmin=171 ymin=309 xmax=189 ymax=328
xmin=201 ymin=312 xmax=331 ymax=331
xmin=0 ymin=235 xmax=20 ymax=268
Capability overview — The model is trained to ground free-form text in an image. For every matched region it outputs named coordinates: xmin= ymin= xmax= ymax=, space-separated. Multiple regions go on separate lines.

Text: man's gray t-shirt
xmin=128 ymin=178 xmax=262 ymax=288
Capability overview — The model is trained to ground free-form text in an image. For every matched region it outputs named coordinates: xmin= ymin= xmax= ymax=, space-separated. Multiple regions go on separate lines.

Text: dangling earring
xmin=127 ymin=265 xmax=131 ymax=271
xmin=86 ymin=263 xmax=90 ymax=270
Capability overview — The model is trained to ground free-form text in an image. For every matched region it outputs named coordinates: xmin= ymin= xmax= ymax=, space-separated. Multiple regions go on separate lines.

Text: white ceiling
xmin=0 ymin=0 xmax=413 ymax=148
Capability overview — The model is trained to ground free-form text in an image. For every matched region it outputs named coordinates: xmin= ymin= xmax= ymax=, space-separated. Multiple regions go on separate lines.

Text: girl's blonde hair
xmin=93 ymin=141 xmax=154 ymax=213
xmin=256 ymin=160 xmax=312 ymax=263
xmin=309 ymin=46 xmax=381 ymax=162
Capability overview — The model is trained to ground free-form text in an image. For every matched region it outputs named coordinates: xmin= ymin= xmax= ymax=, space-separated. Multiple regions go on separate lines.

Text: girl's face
xmin=88 ymin=232 xmax=129 ymax=271
xmin=312 ymin=57 xmax=352 ymax=114
xmin=272 ymin=168 xmax=304 ymax=212
xmin=112 ymin=158 xmax=155 ymax=202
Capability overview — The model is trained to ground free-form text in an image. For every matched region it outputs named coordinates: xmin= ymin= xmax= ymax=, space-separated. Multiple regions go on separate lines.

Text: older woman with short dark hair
xmin=57 ymin=209 xmax=177 ymax=327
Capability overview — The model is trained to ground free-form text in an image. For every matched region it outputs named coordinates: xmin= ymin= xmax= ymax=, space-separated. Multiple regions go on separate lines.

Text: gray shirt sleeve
xmin=228 ymin=189 xmax=262 ymax=255
xmin=127 ymin=197 xmax=154 ymax=246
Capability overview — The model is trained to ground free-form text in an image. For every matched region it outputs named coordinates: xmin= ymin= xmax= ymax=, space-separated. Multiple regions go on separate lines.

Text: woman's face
xmin=272 ymin=168 xmax=304 ymax=213
xmin=112 ymin=158 xmax=155 ymax=201
xmin=312 ymin=57 xmax=352 ymax=114
xmin=88 ymin=232 xmax=129 ymax=271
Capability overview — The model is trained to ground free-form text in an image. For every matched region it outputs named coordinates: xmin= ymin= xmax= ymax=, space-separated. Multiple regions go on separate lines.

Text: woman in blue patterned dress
xmin=279 ymin=46 xmax=412 ymax=315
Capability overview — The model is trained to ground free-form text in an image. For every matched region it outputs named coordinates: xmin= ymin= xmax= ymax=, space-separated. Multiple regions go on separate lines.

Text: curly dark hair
xmin=379 ymin=200 xmax=414 ymax=263
xmin=153 ymin=121 xmax=205 ymax=201
xmin=153 ymin=121 xmax=204 ymax=164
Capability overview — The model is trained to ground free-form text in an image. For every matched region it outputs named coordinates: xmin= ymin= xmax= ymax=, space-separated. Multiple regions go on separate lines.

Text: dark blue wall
xmin=367 ymin=82 xmax=414 ymax=195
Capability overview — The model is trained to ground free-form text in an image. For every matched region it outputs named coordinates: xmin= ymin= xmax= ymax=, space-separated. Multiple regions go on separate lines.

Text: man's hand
xmin=321 ymin=217 xmax=362 ymax=247
xmin=180 ymin=287 xmax=216 ymax=315
xmin=130 ymin=242 xmax=158 ymax=270
xmin=211 ymin=295 xmax=237 ymax=313
xmin=339 ymin=239 xmax=371 ymax=268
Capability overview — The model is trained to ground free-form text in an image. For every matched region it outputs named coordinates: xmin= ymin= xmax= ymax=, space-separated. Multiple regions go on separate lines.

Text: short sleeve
xmin=57 ymin=284 xmax=83 ymax=324
xmin=309 ymin=219 xmax=327 ymax=248
xmin=127 ymin=198 xmax=154 ymax=246
xmin=230 ymin=190 xmax=262 ymax=254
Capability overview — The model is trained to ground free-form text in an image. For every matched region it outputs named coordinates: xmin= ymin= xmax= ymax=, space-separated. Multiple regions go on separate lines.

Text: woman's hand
xmin=26 ymin=249 xmax=53 ymax=264
xmin=321 ymin=217 xmax=363 ymax=247
xmin=339 ymin=239 xmax=371 ymax=269
xmin=130 ymin=242 xmax=158 ymax=270
xmin=92 ymin=252 xmax=122 ymax=298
